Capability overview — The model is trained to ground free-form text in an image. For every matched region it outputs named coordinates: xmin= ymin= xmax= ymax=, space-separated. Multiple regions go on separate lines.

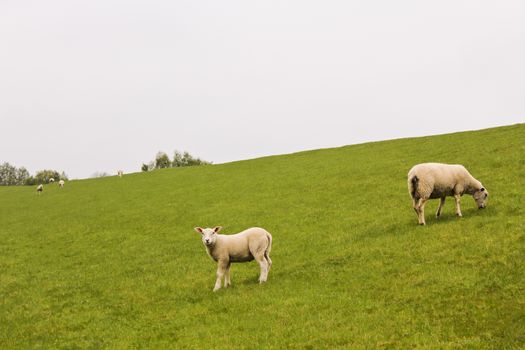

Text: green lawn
xmin=1 ymin=124 xmax=524 ymax=349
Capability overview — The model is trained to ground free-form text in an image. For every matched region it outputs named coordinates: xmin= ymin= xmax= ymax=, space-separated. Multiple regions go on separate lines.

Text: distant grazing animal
xmin=408 ymin=163 xmax=488 ymax=225
xmin=117 ymin=170 xmax=123 ymax=177
xmin=49 ymin=178 xmax=55 ymax=183
xmin=58 ymin=180 xmax=65 ymax=188
xmin=194 ymin=226 xmax=273 ymax=292
xmin=36 ymin=184 xmax=43 ymax=194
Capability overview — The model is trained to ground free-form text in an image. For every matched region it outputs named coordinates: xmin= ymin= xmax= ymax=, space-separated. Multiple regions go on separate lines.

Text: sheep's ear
xmin=194 ymin=227 xmax=204 ymax=234
xmin=213 ymin=226 xmax=222 ymax=233
xmin=480 ymin=187 xmax=485 ymax=192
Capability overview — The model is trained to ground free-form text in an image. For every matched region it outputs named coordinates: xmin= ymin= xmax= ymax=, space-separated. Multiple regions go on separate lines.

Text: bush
xmin=34 ymin=170 xmax=63 ymax=184
xmin=90 ymin=172 xmax=110 ymax=178
xmin=155 ymin=152 xmax=171 ymax=169
xmin=142 ymin=151 xmax=210 ymax=172
xmin=172 ymin=151 xmax=211 ymax=168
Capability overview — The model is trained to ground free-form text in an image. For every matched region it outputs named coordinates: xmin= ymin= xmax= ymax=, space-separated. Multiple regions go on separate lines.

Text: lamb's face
xmin=473 ymin=187 xmax=488 ymax=209
xmin=194 ymin=226 xmax=222 ymax=247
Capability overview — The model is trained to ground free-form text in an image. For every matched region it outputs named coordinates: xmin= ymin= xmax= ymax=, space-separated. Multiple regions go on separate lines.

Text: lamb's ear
xmin=213 ymin=226 xmax=222 ymax=233
xmin=480 ymin=187 xmax=485 ymax=192
xmin=194 ymin=227 xmax=204 ymax=234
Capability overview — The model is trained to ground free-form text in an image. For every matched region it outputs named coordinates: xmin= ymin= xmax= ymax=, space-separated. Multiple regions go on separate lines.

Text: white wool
xmin=407 ymin=163 xmax=488 ymax=225
xmin=194 ymin=226 xmax=272 ymax=292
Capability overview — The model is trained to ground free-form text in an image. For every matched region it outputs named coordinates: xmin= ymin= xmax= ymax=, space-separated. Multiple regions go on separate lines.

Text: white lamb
xmin=408 ymin=163 xmax=489 ymax=225
xmin=36 ymin=184 xmax=43 ymax=194
xmin=194 ymin=226 xmax=273 ymax=292
xmin=58 ymin=180 xmax=65 ymax=188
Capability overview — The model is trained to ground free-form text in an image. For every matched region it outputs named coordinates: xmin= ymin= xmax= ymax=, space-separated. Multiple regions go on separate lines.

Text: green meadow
xmin=1 ymin=124 xmax=524 ymax=349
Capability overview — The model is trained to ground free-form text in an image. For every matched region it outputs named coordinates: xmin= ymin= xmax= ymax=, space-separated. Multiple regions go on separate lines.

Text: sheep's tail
xmin=265 ymin=232 xmax=272 ymax=258
xmin=409 ymin=175 xmax=419 ymax=199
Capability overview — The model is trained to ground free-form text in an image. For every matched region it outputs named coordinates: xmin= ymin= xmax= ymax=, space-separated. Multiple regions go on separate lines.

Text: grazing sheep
xmin=36 ymin=184 xmax=43 ymax=194
xmin=58 ymin=180 xmax=65 ymax=188
xmin=194 ymin=226 xmax=272 ymax=292
xmin=408 ymin=163 xmax=489 ymax=225
xmin=117 ymin=170 xmax=123 ymax=177
xmin=49 ymin=178 xmax=55 ymax=183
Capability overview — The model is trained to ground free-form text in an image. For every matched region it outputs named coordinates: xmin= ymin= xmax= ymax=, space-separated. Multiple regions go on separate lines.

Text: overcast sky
xmin=1 ymin=0 xmax=524 ymax=179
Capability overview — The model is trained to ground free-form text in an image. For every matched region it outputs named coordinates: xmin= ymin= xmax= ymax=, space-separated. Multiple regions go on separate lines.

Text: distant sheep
xmin=49 ymin=178 xmax=55 ymax=183
xmin=408 ymin=163 xmax=489 ymax=225
xmin=58 ymin=180 xmax=65 ymax=188
xmin=194 ymin=226 xmax=272 ymax=292
xmin=117 ymin=170 xmax=123 ymax=177
xmin=36 ymin=184 xmax=43 ymax=194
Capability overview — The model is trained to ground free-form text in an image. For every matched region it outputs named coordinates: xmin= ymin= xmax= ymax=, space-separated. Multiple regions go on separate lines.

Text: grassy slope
xmin=1 ymin=124 xmax=524 ymax=349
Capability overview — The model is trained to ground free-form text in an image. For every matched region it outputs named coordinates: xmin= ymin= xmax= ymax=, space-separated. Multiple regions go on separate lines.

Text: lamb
xmin=58 ymin=180 xmax=65 ymax=188
xmin=408 ymin=163 xmax=489 ymax=225
xmin=117 ymin=170 xmax=123 ymax=177
xmin=194 ymin=226 xmax=272 ymax=292
xmin=36 ymin=184 xmax=43 ymax=194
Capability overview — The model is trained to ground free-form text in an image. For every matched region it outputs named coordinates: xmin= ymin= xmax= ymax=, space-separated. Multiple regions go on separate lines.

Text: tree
xmin=15 ymin=167 xmax=30 ymax=185
xmin=155 ymin=152 xmax=171 ymax=169
xmin=172 ymin=151 xmax=211 ymax=168
xmin=34 ymin=170 xmax=61 ymax=184
xmin=172 ymin=151 xmax=184 ymax=168
xmin=0 ymin=162 xmax=17 ymax=185
xmin=0 ymin=163 xmax=67 ymax=185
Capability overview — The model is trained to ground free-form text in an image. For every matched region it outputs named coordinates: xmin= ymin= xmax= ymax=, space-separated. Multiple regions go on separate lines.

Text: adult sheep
xmin=194 ymin=226 xmax=272 ymax=292
xmin=36 ymin=184 xmax=43 ymax=194
xmin=408 ymin=163 xmax=488 ymax=225
xmin=58 ymin=179 xmax=65 ymax=188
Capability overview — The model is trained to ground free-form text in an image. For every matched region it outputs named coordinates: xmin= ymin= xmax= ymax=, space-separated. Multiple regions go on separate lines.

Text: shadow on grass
xmin=421 ymin=207 xmax=486 ymax=225
xmin=355 ymin=207 xmax=489 ymax=241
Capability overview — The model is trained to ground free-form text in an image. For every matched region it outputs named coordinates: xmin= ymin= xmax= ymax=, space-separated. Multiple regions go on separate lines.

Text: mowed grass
xmin=1 ymin=124 xmax=524 ymax=349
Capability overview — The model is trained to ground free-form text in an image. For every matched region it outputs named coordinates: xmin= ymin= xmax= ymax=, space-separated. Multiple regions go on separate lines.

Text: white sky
xmin=1 ymin=0 xmax=524 ymax=179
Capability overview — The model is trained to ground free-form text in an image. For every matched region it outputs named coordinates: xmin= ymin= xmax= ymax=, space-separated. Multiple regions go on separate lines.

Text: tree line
xmin=142 ymin=151 xmax=211 ymax=172
xmin=0 ymin=162 xmax=68 ymax=186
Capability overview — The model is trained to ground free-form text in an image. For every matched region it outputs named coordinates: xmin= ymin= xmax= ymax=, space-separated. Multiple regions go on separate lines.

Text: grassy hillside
xmin=1 ymin=124 xmax=524 ymax=349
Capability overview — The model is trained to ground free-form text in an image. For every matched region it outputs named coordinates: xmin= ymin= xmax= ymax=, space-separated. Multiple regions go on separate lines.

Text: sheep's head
xmin=194 ymin=226 xmax=222 ymax=246
xmin=473 ymin=187 xmax=488 ymax=209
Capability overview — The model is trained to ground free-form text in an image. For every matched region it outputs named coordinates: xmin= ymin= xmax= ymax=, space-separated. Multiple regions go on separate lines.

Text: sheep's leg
xmin=224 ymin=263 xmax=231 ymax=287
xmin=416 ymin=198 xmax=427 ymax=225
xmin=454 ymin=194 xmax=462 ymax=217
xmin=213 ymin=261 xmax=228 ymax=292
xmin=436 ymin=197 xmax=445 ymax=218
xmin=265 ymin=253 xmax=272 ymax=272
xmin=412 ymin=198 xmax=419 ymax=216
xmin=254 ymin=253 xmax=269 ymax=283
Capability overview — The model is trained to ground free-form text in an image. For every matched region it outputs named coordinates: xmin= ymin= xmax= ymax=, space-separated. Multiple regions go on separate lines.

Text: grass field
xmin=1 ymin=124 xmax=524 ymax=349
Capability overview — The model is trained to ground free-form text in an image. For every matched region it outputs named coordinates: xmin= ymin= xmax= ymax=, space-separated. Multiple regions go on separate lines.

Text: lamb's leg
xmin=214 ymin=261 xmax=228 ymax=292
xmin=254 ymin=253 xmax=269 ymax=283
xmin=224 ymin=263 xmax=231 ymax=287
xmin=412 ymin=198 xmax=419 ymax=217
xmin=416 ymin=198 xmax=427 ymax=225
xmin=436 ymin=197 xmax=445 ymax=218
xmin=454 ymin=194 xmax=462 ymax=217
